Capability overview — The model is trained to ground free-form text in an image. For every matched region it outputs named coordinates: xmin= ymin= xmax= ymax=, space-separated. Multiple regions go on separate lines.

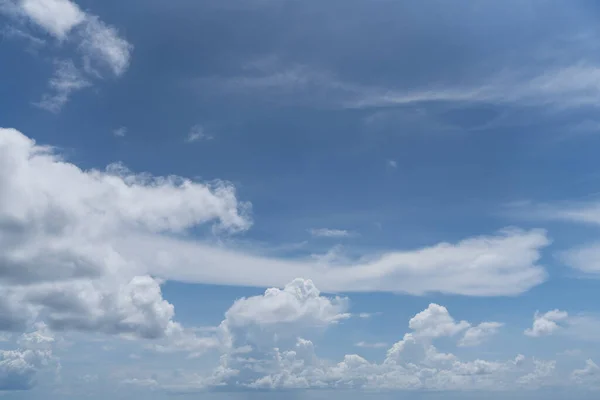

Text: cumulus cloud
xmin=0 ymin=326 xmax=56 ymax=390
xmin=524 ymin=310 xmax=600 ymax=342
xmin=408 ymin=304 xmax=471 ymax=339
xmin=134 ymin=296 xmax=548 ymax=393
xmin=19 ymin=0 xmax=85 ymax=39
xmin=525 ymin=310 xmax=569 ymax=337
xmin=0 ymin=127 xmax=250 ymax=342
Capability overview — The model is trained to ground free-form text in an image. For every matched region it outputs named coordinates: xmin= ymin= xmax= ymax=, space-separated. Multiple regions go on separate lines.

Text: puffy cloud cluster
xmin=182 ymin=298 xmax=545 ymax=392
xmin=0 ymin=325 xmax=56 ymax=390
xmin=1 ymin=0 xmax=133 ymax=110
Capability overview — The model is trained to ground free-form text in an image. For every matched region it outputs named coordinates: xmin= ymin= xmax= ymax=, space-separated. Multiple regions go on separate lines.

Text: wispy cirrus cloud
xmin=1 ymin=0 xmax=133 ymax=111
xmin=198 ymin=56 xmax=600 ymax=112
xmin=308 ymin=228 xmax=354 ymax=238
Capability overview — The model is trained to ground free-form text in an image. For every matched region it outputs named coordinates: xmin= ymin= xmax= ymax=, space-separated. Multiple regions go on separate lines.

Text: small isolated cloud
xmin=186 ymin=125 xmax=213 ymax=143
xmin=113 ymin=126 xmax=127 ymax=137
xmin=525 ymin=310 xmax=569 ymax=337
xmin=387 ymin=160 xmax=398 ymax=168
xmin=309 ymin=228 xmax=353 ymax=238
xmin=355 ymin=341 xmax=388 ymax=349
xmin=35 ymin=59 xmax=91 ymax=113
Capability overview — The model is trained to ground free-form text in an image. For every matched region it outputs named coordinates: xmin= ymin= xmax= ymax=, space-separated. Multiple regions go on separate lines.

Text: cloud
xmin=561 ymin=242 xmax=600 ymax=274
xmin=508 ymin=200 xmax=600 ymax=275
xmin=0 ymin=326 xmax=56 ymax=390
xmin=0 ymin=127 xmax=551 ymax=343
xmin=459 ymin=322 xmax=504 ymax=347
xmin=135 ymin=296 xmax=549 ymax=393
xmin=113 ymin=126 xmax=127 ymax=137
xmin=132 ymin=227 xmax=549 ymax=296
xmin=408 ymin=304 xmax=471 ymax=339
xmin=387 ymin=160 xmax=398 ymax=168
xmin=0 ymin=127 xmax=251 ymax=341
xmin=19 ymin=0 xmax=85 ymax=39
xmin=35 ymin=59 xmax=91 ymax=112
xmin=518 ymin=200 xmax=600 ymax=227
xmin=525 ymin=310 xmax=569 ymax=337
xmin=78 ymin=16 xmax=133 ymax=77
xmin=571 ymin=359 xmax=600 ymax=386
xmin=355 ymin=341 xmax=388 ymax=349
xmin=200 ymin=57 xmax=600 ymax=112
xmin=308 ymin=228 xmax=353 ymax=238
xmin=186 ymin=125 xmax=213 ymax=143
xmin=2 ymin=0 xmax=133 ymax=111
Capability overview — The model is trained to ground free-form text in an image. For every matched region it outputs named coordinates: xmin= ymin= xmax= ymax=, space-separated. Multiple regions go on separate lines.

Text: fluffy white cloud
xmin=223 ymin=278 xmax=349 ymax=330
xmin=525 ymin=310 xmax=569 ymax=337
xmin=0 ymin=326 xmax=56 ymax=390
xmin=0 ymin=127 xmax=250 ymax=342
xmin=19 ymin=0 xmax=84 ymax=39
xmin=408 ymin=304 xmax=470 ymax=339
xmin=137 ymin=296 xmax=548 ymax=393
xmin=524 ymin=310 xmax=600 ymax=342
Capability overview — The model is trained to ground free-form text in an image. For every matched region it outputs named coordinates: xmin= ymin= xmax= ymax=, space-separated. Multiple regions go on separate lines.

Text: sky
xmin=2 ymin=0 xmax=600 ymax=398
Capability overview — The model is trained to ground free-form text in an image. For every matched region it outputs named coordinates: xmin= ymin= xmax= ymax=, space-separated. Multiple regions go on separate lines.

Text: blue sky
xmin=2 ymin=0 xmax=600 ymax=398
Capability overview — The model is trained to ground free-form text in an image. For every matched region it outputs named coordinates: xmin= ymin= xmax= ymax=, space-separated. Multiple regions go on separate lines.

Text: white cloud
xmin=0 ymin=125 xmax=551 ymax=341
xmin=113 ymin=126 xmax=127 ymax=137
xmin=525 ymin=310 xmax=569 ymax=337
xmin=137 ymin=297 xmax=549 ymax=392
xmin=186 ymin=125 xmax=213 ymax=143
xmin=133 ymin=227 xmax=549 ymax=296
xmin=355 ymin=341 xmax=388 ymax=349
xmin=36 ymin=59 xmax=90 ymax=113
xmin=78 ymin=16 xmax=133 ymax=77
xmin=408 ymin=304 xmax=470 ymax=339
xmin=0 ymin=127 xmax=251 ymax=341
xmin=561 ymin=242 xmax=600 ymax=274
xmin=572 ymin=359 xmax=600 ymax=385
xmin=387 ymin=160 xmax=398 ymax=168
xmin=459 ymin=322 xmax=504 ymax=347
xmin=19 ymin=0 xmax=85 ymax=39
xmin=202 ymin=58 xmax=600 ymax=111
xmin=2 ymin=0 xmax=133 ymax=110
xmin=0 ymin=326 xmax=56 ymax=390
xmin=308 ymin=228 xmax=353 ymax=238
